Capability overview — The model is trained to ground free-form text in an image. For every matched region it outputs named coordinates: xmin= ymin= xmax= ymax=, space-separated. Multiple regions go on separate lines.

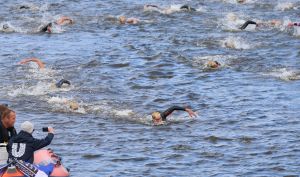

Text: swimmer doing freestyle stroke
xmin=18 ymin=58 xmax=78 ymax=110
xmin=152 ymin=106 xmax=197 ymax=125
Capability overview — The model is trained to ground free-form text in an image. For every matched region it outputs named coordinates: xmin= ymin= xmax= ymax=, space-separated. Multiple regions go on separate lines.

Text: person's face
xmin=3 ymin=112 xmax=16 ymax=128
xmin=152 ymin=114 xmax=162 ymax=124
xmin=119 ymin=16 xmax=126 ymax=24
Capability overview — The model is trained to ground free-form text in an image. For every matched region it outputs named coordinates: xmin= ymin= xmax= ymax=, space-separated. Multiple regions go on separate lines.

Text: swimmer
xmin=240 ymin=19 xmax=282 ymax=30
xmin=287 ymin=22 xmax=300 ymax=27
xmin=68 ymin=101 xmax=79 ymax=110
xmin=40 ymin=16 xmax=73 ymax=33
xmin=19 ymin=5 xmax=30 ymax=10
xmin=180 ymin=5 xmax=196 ymax=12
xmin=144 ymin=4 xmax=197 ymax=14
xmin=152 ymin=106 xmax=197 ymax=125
xmin=55 ymin=79 xmax=71 ymax=88
xmin=18 ymin=58 xmax=45 ymax=69
xmin=119 ymin=16 xmax=139 ymax=25
xmin=0 ymin=23 xmax=14 ymax=33
xmin=237 ymin=0 xmax=246 ymax=4
xmin=206 ymin=61 xmax=221 ymax=69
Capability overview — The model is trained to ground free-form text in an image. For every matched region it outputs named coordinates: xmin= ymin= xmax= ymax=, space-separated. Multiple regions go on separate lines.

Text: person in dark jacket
xmin=7 ymin=121 xmax=54 ymax=163
xmin=7 ymin=121 xmax=55 ymax=175
xmin=0 ymin=105 xmax=17 ymax=144
xmin=151 ymin=106 xmax=197 ymax=125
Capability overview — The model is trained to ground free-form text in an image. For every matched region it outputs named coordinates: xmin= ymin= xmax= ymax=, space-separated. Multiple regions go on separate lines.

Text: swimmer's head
xmin=119 ymin=16 xmax=126 ymax=24
xmin=237 ymin=0 xmax=246 ymax=3
xmin=207 ymin=61 xmax=221 ymax=69
xmin=3 ymin=24 xmax=9 ymax=30
xmin=145 ymin=4 xmax=159 ymax=8
xmin=152 ymin=112 xmax=162 ymax=123
xmin=69 ymin=101 xmax=79 ymax=110
xmin=180 ymin=5 xmax=196 ymax=11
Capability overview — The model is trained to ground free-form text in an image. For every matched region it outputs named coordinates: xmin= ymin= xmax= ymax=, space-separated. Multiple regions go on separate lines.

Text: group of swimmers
xmin=17 ymin=58 xmax=197 ymax=125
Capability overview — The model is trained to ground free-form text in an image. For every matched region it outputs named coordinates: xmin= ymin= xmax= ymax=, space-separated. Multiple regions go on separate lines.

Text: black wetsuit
xmin=160 ymin=106 xmax=186 ymax=121
xmin=55 ymin=79 xmax=71 ymax=88
xmin=240 ymin=20 xmax=257 ymax=30
xmin=293 ymin=23 xmax=300 ymax=26
xmin=0 ymin=121 xmax=17 ymax=144
xmin=40 ymin=23 xmax=52 ymax=32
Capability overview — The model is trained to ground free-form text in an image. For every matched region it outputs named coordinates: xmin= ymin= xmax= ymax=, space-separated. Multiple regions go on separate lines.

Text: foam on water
xmin=221 ymin=36 xmax=253 ymax=49
xmin=275 ymin=2 xmax=296 ymax=11
xmin=47 ymin=96 xmax=87 ymax=114
xmin=292 ymin=26 xmax=300 ymax=36
xmin=144 ymin=4 xmax=204 ymax=15
xmin=220 ymin=13 xmax=248 ymax=31
xmin=192 ymin=55 xmax=235 ymax=69
xmin=265 ymin=68 xmax=300 ymax=81
xmin=8 ymin=82 xmax=50 ymax=97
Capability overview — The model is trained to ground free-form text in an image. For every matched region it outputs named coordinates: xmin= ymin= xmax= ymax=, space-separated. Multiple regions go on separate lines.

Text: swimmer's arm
xmin=240 ymin=20 xmax=257 ymax=30
xmin=18 ymin=58 xmax=45 ymax=69
xmin=161 ymin=106 xmax=196 ymax=120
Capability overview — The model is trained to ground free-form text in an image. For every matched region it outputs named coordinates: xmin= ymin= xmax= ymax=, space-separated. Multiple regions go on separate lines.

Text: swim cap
xmin=151 ymin=112 xmax=161 ymax=120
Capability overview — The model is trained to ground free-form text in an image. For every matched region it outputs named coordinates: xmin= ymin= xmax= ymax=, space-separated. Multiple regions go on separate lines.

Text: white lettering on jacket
xmin=12 ymin=143 xmax=26 ymax=157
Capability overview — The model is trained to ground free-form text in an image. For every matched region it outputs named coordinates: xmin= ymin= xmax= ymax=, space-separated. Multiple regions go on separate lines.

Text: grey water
xmin=0 ymin=0 xmax=299 ymax=176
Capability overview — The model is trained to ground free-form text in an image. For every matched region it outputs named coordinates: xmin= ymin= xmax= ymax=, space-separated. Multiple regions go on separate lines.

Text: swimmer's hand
xmin=240 ymin=20 xmax=257 ymax=30
xmin=185 ymin=108 xmax=197 ymax=118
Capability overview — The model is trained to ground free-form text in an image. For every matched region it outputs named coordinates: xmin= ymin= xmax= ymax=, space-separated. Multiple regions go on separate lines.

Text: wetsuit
xmin=160 ymin=106 xmax=186 ymax=121
xmin=40 ymin=23 xmax=52 ymax=32
xmin=240 ymin=20 xmax=257 ymax=30
xmin=55 ymin=79 xmax=71 ymax=88
xmin=0 ymin=121 xmax=17 ymax=144
xmin=180 ymin=5 xmax=196 ymax=11
xmin=293 ymin=23 xmax=300 ymax=26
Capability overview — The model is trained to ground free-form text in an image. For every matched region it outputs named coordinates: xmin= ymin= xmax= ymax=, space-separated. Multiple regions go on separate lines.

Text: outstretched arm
xmin=240 ymin=20 xmax=257 ymax=30
xmin=18 ymin=58 xmax=45 ymax=69
xmin=160 ymin=106 xmax=197 ymax=121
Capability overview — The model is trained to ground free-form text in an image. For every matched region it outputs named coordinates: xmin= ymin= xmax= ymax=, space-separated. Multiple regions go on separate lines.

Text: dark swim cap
xmin=55 ymin=79 xmax=71 ymax=88
xmin=180 ymin=5 xmax=196 ymax=11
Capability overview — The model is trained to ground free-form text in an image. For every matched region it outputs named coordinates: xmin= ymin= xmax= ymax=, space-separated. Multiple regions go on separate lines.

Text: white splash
xmin=112 ymin=109 xmax=135 ymax=117
xmin=221 ymin=36 xmax=252 ymax=49
xmin=8 ymin=82 xmax=53 ymax=97
xmin=144 ymin=4 xmax=204 ymax=14
xmin=267 ymin=68 xmax=300 ymax=81
xmin=275 ymin=2 xmax=295 ymax=11
xmin=47 ymin=96 xmax=86 ymax=114
xmin=221 ymin=13 xmax=250 ymax=31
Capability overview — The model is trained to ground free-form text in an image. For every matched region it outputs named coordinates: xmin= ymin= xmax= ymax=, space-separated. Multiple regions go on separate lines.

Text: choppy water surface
xmin=0 ymin=0 xmax=300 ymax=176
